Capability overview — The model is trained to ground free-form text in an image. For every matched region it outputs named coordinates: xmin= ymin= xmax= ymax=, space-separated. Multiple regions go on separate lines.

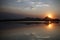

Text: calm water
xmin=0 ymin=22 xmax=60 ymax=40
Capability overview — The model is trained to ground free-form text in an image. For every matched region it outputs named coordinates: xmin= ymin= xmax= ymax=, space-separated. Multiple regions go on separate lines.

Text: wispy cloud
xmin=16 ymin=0 xmax=21 ymax=2
xmin=16 ymin=0 xmax=29 ymax=2
xmin=23 ymin=1 xmax=50 ymax=10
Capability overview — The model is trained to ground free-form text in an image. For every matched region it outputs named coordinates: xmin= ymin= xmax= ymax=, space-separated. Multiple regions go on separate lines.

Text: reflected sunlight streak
xmin=47 ymin=23 xmax=54 ymax=29
xmin=48 ymin=24 xmax=52 ymax=28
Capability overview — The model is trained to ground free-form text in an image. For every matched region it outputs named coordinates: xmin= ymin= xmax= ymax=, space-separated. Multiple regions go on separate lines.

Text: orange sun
xmin=48 ymin=14 xmax=52 ymax=18
xmin=46 ymin=12 xmax=54 ymax=18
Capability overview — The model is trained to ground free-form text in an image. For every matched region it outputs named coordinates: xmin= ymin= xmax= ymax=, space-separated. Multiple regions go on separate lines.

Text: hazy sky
xmin=0 ymin=0 xmax=60 ymax=19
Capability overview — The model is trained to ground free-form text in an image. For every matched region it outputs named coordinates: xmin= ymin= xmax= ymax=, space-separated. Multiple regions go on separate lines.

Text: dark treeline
xmin=0 ymin=16 xmax=60 ymax=22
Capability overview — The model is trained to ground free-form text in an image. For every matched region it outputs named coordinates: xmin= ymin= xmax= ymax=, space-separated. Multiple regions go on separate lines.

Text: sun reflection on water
xmin=47 ymin=23 xmax=54 ymax=29
xmin=48 ymin=24 xmax=52 ymax=28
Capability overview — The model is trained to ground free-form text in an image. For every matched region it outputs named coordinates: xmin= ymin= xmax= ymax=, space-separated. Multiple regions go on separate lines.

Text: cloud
xmin=35 ymin=4 xmax=50 ymax=8
xmin=16 ymin=0 xmax=29 ymax=2
xmin=13 ymin=0 xmax=50 ymax=11
xmin=16 ymin=0 xmax=21 ymax=2
xmin=28 ymin=2 xmax=50 ymax=10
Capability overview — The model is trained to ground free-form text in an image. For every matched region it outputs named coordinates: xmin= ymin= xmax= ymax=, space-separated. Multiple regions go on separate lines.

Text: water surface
xmin=0 ymin=22 xmax=60 ymax=40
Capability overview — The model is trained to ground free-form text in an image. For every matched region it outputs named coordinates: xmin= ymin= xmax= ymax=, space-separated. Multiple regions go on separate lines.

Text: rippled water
xmin=0 ymin=22 xmax=60 ymax=40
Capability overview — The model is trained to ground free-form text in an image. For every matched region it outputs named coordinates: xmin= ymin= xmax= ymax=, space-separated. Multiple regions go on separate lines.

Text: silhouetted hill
xmin=0 ymin=12 xmax=60 ymax=22
xmin=0 ymin=17 xmax=60 ymax=22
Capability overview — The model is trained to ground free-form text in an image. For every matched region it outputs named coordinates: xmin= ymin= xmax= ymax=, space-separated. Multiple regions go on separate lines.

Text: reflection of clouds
xmin=24 ymin=32 xmax=50 ymax=40
xmin=1 ymin=23 xmax=60 ymax=40
xmin=2 ymin=23 xmax=57 ymax=40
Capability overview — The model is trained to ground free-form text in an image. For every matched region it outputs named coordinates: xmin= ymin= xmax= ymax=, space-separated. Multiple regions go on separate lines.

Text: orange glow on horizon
xmin=46 ymin=12 xmax=54 ymax=18
xmin=48 ymin=14 xmax=52 ymax=18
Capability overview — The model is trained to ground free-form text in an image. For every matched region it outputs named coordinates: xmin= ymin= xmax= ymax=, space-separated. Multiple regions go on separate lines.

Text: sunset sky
xmin=0 ymin=0 xmax=60 ymax=19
